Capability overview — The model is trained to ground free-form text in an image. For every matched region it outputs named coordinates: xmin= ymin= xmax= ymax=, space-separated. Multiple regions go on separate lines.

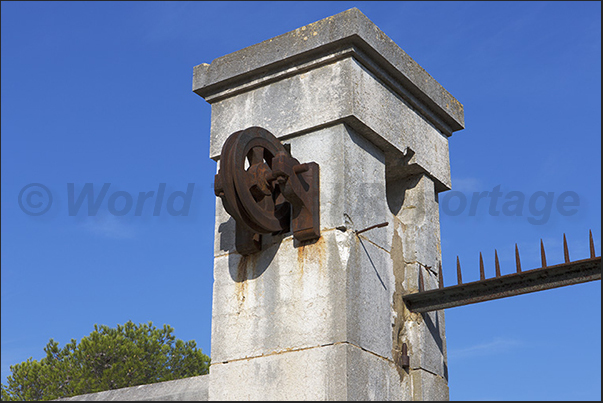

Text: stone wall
xmin=55 ymin=375 xmax=208 ymax=401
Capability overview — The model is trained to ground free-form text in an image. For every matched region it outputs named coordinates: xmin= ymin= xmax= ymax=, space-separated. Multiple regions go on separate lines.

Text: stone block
xmin=208 ymin=344 xmax=347 ymax=400
xmin=288 ymin=124 xmax=391 ymax=250
xmin=345 ymin=342 xmax=406 ymax=401
xmin=404 ymin=305 xmax=448 ymax=379
xmin=410 ymin=369 xmax=449 ymax=401
xmin=193 ymin=8 xmax=464 ymax=134
xmin=388 ymin=174 xmax=442 ymax=268
xmin=346 ymin=233 xmax=394 ymax=359
xmin=208 ymin=343 xmax=404 ymax=401
xmin=210 ymin=230 xmax=348 ymax=363
xmin=206 ymin=57 xmax=452 ymax=190
xmin=211 ymin=227 xmax=397 ymax=364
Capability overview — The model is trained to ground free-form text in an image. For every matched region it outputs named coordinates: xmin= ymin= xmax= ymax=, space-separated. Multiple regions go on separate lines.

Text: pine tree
xmin=1 ymin=321 xmax=210 ymax=401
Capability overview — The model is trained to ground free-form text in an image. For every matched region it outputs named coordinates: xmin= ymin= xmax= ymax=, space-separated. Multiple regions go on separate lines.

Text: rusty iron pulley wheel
xmin=215 ymin=126 xmax=320 ymax=254
xmin=216 ymin=127 xmax=290 ymax=234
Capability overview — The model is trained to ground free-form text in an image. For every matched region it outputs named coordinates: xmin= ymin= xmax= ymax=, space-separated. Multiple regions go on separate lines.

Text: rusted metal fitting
xmin=214 ymin=127 xmax=320 ymax=255
xmin=397 ymin=343 xmax=410 ymax=369
xmin=404 ymin=230 xmax=601 ymax=313
xmin=355 ymin=221 xmax=388 ymax=235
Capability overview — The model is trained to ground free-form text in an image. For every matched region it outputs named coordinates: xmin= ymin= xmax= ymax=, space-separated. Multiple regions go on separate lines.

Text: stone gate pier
xmin=193 ymin=7 xmax=464 ymax=401
xmin=58 ymin=7 xmax=465 ymax=402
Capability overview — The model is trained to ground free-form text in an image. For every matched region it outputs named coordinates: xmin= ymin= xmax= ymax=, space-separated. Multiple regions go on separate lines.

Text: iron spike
xmin=402 ymin=342 xmax=408 ymax=356
xmin=438 ymin=261 xmax=443 ymax=289
xmin=479 ymin=252 xmax=485 ymax=280
xmin=563 ymin=233 xmax=570 ymax=263
xmin=540 ymin=239 xmax=547 ymax=268
xmin=495 ymin=249 xmax=501 ymax=277
xmin=590 ymin=230 xmax=596 ymax=258
xmin=456 ymin=256 xmax=462 ymax=284
xmin=515 ymin=243 xmax=522 ymax=273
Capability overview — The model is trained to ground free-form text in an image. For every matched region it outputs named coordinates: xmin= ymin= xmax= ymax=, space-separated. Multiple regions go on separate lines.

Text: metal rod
xmin=479 ymin=252 xmax=485 ymax=281
xmin=563 ymin=234 xmax=570 ymax=264
xmin=457 ymin=256 xmax=462 ymax=285
xmin=403 ymin=257 xmax=602 ymax=313
xmin=540 ymin=239 xmax=547 ymax=268
xmin=355 ymin=221 xmax=389 ymax=235
xmin=495 ymin=249 xmax=501 ymax=277
xmin=590 ymin=230 xmax=596 ymax=259
xmin=515 ymin=243 xmax=522 ymax=273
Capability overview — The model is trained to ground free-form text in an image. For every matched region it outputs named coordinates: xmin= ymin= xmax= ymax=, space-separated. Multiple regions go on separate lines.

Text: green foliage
xmin=1 ymin=321 xmax=210 ymax=401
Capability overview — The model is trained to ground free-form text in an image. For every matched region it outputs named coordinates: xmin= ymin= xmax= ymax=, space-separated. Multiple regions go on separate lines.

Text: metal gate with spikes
xmin=403 ymin=230 xmax=601 ymax=313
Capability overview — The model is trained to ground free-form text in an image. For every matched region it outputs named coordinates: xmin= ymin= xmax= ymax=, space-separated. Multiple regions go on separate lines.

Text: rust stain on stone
xmin=312 ymin=236 xmax=327 ymax=274
xmin=298 ymin=235 xmax=326 ymax=276
xmin=297 ymin=243 xmax=306 ymax=277
xmin=236 ymin=255 xmax=249 ymax=282
xmin=235 ymin=253 xmax=258 ymax=310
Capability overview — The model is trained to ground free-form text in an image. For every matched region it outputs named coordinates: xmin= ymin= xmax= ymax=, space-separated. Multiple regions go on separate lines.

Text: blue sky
xmin=1 ymin=1 xmax=600 ymax=400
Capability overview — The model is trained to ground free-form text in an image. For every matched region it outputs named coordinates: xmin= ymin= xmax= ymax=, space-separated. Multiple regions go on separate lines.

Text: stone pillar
xmin=193 ymin=8 xmax=464 ymax=401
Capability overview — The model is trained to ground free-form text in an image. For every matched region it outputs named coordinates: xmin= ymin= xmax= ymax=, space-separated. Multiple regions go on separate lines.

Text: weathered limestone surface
xmin=209 ymin=343 xmax=405 ymax=401
xmin=193 ymin=8 xmax=464 ymax=134
xmin=389 ymin=174 xmax=448 ymax=387
xmin=211 ymin=124 xmax=396 ymax=368
xmin=55 ymin=375 xmax=209 ymax=401
xmin=204 ymin=50 xmax=452 ymax=191
xmin=195 ymin=7 xmax=463 ymax=401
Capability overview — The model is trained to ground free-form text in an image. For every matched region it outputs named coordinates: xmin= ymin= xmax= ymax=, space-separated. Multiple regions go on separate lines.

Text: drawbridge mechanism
xmin=214 ymin=127 xmax=320 ymax=255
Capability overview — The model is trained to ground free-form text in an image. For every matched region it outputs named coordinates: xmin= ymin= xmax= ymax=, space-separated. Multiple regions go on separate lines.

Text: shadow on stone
xmin=422 ymin=310 xmax=444 ymax=356
xmin=218 ymin=217 xmax=236 ymax=252
xmin=227 ymin=237 xmax=281 ymax=282
xmin=358 ymin=236 xmax=387 ymax=290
